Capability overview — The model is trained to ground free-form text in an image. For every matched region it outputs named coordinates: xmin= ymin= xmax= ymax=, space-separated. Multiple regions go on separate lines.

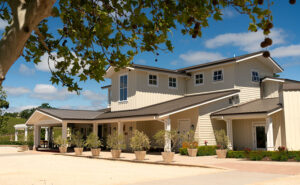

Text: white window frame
xmin=252 ymin=122 xmax=267 ymax=150
xmin=251 ymin=70 xmax=260 ymax=83
xmin=194 ymin=72 xmax=204 ymax=86
xmin=119 ymin=73 xmax=128 ymax=102
xmin=212 ymin=68 xmax=224 ymax=83
xmin=168 ymin=76 xmax=177 ymax=89
xmin=148 ymin=73 xmax=159 ymax=87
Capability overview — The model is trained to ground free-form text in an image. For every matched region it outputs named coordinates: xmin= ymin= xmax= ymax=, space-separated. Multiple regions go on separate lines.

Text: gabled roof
xmin=261 ymin=76 xmax=300 ymax=91
xmin=211 ymin=98 xmax=282 ymax=117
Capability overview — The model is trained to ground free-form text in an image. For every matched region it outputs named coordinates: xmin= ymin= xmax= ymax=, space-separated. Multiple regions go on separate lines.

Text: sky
xmin=2 ymin=2 xmax=300 ymax=113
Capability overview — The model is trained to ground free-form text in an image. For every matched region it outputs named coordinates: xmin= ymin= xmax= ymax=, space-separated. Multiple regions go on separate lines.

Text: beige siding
xmin=263 ymin=81 xmax=280 ymax=98
xmin=234 ymin=58 xmax=274 ymax=103
xmin=198 ymin=98 xmax=231 ymax=146
xmin=283 ymin=91 xmax=300 ymax=150
xmin=271 ymin=111 xmax=285 ymax=148
xmin=186 ymin=64 xmax=235 ymax=94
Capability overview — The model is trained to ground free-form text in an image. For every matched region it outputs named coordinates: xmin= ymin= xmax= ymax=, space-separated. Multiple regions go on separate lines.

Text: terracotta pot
xmin=111 ymin=149 xmax=121 ymax=158
xmin=74 ymin=147 xmax=83 ymax=156
xmin=161 ymin=152 xmax=175 ymax=163
xmin=18 ymin=145 xmax=28 ymax=152
xmin=59 ymin=146 xmax=67 ymax=153
xmin=134 ymin=151 xmax=146 ymax=160
xmin=187 ymin=148 xmax=198 ymax=157
xmin=91 ymin=148 xmax=101 ymax=156
xmin=216 ymin=149 xmax=227 ymax=158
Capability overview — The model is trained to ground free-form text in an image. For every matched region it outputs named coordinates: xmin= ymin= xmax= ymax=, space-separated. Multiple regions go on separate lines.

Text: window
xmin=195 ymin=73 xmax=204 ymax=85
xmin=148 ymin=74 xmax=158 ymax=86
xmin=169 ymin=77 xmax=177 ymax=88
xmin=252 ymin=71 xmax=260 ymax=82
xmin=119 ymin=75 xmax=127 ymax=101
xmin=213 ymin=70 xmax=223 ymax=82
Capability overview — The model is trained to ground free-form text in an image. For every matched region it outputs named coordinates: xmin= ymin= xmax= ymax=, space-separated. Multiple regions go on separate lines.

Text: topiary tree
xmin=71 ymin=131 xmax=84 ymax=148
xmin=54 ymin=135 xmax=68 ymax=147
xmin=106 ymin=131 xmax=126 ymax=150
xmin=214 ymin=129 xmax=229 ymax=150
xmin=130 ymin=130 xmax=150 ymax=151
xmin=85 ymin=133 xmax=102 ymax=149
xmin=153 ymin=129 xmax=182 ymax=152
xmin=0 ymin=0 xmax=294 ymax=90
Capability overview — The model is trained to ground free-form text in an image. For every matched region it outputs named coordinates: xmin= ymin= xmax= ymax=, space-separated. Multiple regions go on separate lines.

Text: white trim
xmin=159 ymin=92 xmax=239 ymax=118
xmin=185 ymin=61 xmax=235 ymax=73
xmin=147 ymin=72 xmax=159 ymax=87
xmin=252 ymin=121 xmax=267 ymax=150
xmin=97 ymin=116 xmax=157 ymax=123
xmin=194 ymin=72 xmax=204 ymax=86
xmin=28 ymin=110 xmax=62 ymax=124
xmin=119 ymin=73 xmax=128 ymax=102
xmin=212 ymin=68 xmax=224 ymax=83
xmin=267 ymin=57 xmax=284 ymax=73
xmin=236 ymin=53 xmax=262 ymax=63
xmin=185 ymin=88 xmax=237 ymax=96
xmin=262 ymin=78 xmax=285 ymax=83
xmin=251 ymin=69 xmax=260 ymax=83
xmin=267 ymin=108 xmax=283 ymax=116
xmin=168 ymin=76 xmax=178 ymax=89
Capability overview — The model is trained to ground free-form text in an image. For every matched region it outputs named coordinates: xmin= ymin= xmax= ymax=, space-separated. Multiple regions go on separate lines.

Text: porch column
xmin=45 ymin=127 xmax=49 ymax=141
xmin=117 ymin=122 xmax=123 ymax=135
xmin=164 ymin=118 xmax=171 ymax=152
xmin=14 ymin=130 xmax=18 ymax=141
xmin=24 ymin=127 xmax=28 ymax=141
xmin=62 ymin=122 xmax=68 ymax=141
xmin=266 ymin=117 xmax=274 ymax=151
xmin=33 ymin=125 xmax=41 ymax=150
xmin=226 ymin=119 xmax=233 ymax=150
xmin=93 ymin=123 xmax=98 ymax=135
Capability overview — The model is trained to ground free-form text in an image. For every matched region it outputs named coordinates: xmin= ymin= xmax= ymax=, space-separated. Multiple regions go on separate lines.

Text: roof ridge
xmin=37 ymin=107 xmax=103 ymax=112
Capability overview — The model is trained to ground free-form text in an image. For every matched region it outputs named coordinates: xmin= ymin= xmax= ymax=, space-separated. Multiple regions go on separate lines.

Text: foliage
xmin=71 ymin=131 xmax=85 ymax=148
xmin=271 ymin=151 xmax=288 ymax=161
xmin=106 ymin=131 xmax=126 ymax=150
xmin=20 ymin=103 xmax=53 ymax=119
xmin=227 ymin=151 xmax=246 ymax=158
xmin=0 ymin=140 xmax=27 ymax=145
xmin=153 ymin=129 xmax=182 ymax=152
xmin=179 ymin=148 xmax=188 ymax=155
xmin=179 ymin=145 xmax=217 ymax=156
xmin=130 ymin=130 xmax=150 ymax=151
xmin=85 ymin=133 xmax=102 ymax=149
xmin=214 ymin=129 xmax=229 ymax=150
xmin=54 ymin=135 xmax=68 ymax=147
xmin=182 ymin=130 xmax=198 ymax=149
xmin=0 ymin=0 xmax=287 ymax=91
xmin=0 ymin=86 xmax=9 ymax=134
xmin=27 ymin=132 xmax=34 ymax=147
xmin=249 ymin=151 xmax=264 ymax=161
xmin=278 ymin=146 xmax=286 ymax=152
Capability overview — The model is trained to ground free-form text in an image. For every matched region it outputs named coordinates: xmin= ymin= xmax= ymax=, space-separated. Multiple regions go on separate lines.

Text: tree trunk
xmin=0 ymin=0 xmax=56 ymax=84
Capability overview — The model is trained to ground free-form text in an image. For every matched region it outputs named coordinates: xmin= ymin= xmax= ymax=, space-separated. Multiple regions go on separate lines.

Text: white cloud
xmin=82 ymin=90 xmax=106 ymax=102
xmin=31 ymin=84 xmax=75 ymax=100
xmin=0 ymin=19 xmax=8 ymax=30
xmin=222 ymin=8 xmax=236 ymax=19
xmin=19 ymin=64 xmax=35 ymax=75
xmin=179 ymin=51 xmax=225 ymax=64
xmin=35 ymin=53 xmax=57 ymax=72
xmin=271 ymin=44 xmax=300 ymax=58
xmin=170 ymin=60 xmax=178 ymax=66
xmin=3 ymin=86 xmax=30 ymax=96
xmin=205 ymin=29 xmax=286 ymax=52
xmin=135 ymin=59 xmax=146 ymax=64
xmin=6 ymin=105 xmax=38 ymax=113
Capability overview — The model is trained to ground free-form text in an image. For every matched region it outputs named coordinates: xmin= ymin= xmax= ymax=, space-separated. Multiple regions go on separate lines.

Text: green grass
xmin=6 ymin=117 xmax=27 ymax=134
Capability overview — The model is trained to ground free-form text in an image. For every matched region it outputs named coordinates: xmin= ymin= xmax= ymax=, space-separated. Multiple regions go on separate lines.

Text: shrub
xmin=54 ymin=135 xmax=68 ymax=147
xmin=71 ymin=131 xmax=84 ymax=148
xmin=153 ymin=130 xmax=181 ymax=152
xmin=271 ymin=152 xmax=288 ymax=161
xmin=27 ymin=133 xmax=34 ymax=147
xmin=179 ymin=148 xmax=188 ymax=155
xmin=85 ymin=133 xmax=102 ymax=149
xmin=227 ymin=151 xmax=246 ymax=158
xmin=197 ymin=146 xmax=217 ymax=156
xmin=278 ymin=146 xmax=286 ymax=152
xmin=249 ymin=151 xmax=264 ymax=161
xmin=130 ymin=130 xmax=150 ymax=151
xmin=182 ymin=130 xmax=198 ymax=149
xmin=106 ymin=131 xmax=126 ymax=150
xmin=214 ymin=129 xmax=228 ymax=149
xmin=295 ymin=154 xmax=300 ymax=162
xmin=0 ymin=140 xmax=26 ymax=145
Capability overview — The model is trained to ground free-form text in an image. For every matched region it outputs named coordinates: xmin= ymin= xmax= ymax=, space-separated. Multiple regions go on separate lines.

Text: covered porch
xmin=211 ymin=98 xmax=285 ymax=151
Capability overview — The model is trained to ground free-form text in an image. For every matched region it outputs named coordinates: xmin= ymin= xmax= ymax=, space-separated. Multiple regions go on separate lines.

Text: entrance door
xmin=253 ymin=123 xmax=266 ymax=149
xmin=98 ymin=125 xmax=103 ymax=139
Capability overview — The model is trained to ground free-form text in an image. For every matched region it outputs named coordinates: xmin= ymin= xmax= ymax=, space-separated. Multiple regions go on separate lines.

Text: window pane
xmin=124 ymin=88 xmax=127 ymax=100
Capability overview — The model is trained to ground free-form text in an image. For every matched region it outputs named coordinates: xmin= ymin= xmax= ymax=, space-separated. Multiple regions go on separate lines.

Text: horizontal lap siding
xmin=263 ymin=81 xmax=280 ymax=99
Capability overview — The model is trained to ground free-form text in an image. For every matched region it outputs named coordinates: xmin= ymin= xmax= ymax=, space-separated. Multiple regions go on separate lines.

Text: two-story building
xmin=26 ymin=51 xmax=300 ymax=151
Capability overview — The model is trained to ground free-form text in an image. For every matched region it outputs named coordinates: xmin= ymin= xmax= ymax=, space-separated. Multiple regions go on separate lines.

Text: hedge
xmin=227 ymin=150 xmax=300 ymax=161
xmin=227 ymin=151 xmax=246 ymax=158
xmin=0 ymin=140 xmax=27 ymax=145
xmin=179 ymin=145 xmax=217 ymax=156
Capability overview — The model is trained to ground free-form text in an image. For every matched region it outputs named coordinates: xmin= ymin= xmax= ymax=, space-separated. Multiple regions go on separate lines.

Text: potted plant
xmin=130 ymin=130 xmax=150 ymax=160
xmin=153 ymin=129 xmax=181 ymax=163
xmin=54 ymin=135 xmax=68 ymax=153
xmin=182 ymin=130 xmax=198 ymax=157
xmin=214 ymin=129 xmax=229 ymax=158
xmin=85 ymin=133 xmax=102 ymax=157
xmin=71 ymin=131 xmax=84 ymax=156
xmin=106 ymin=131 xmax=126 ymax=158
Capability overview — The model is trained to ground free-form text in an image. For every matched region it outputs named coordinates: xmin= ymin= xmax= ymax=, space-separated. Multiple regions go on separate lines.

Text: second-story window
xmin=252 ymin=71 xmax=260 ymax=82
xmin=195 ymin=73 xmax=204 ymax=85
xmin=169 ymin=77 xmax=177 ymax=88
xmin=148 ymin=74 xmax=158 ymax=86
xmin=213 ymin=70 xmax=223 ymax=82
xmin=119 ymin=75 xmax=127 ymax=101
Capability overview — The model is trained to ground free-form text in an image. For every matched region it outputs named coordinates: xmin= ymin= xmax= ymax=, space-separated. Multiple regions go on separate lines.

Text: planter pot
xmin=91 ymin=148 xmax=101 ymax=156
xmin=18 ymin=145 xmax=28 ymax=152
xmin=161 ymin=152 xmax=175 ymax=163
xmin=59 ymin=146 xmax=67 ymax=153
xmin=134 ymin=151 xmax=146 ymax=160
xmin=111 ymin=149 xmax=121 ymax=158
xmin=74 ymin=147 xmax=83 ymax=156
xmin=187 ymin=148 xmax=198 ymax=157
xmin=216 ymin=149 xmax=227 ymax=158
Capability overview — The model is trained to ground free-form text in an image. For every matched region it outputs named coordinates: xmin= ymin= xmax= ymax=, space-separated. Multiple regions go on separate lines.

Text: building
xmin=26 ymin=51 xmax=300 ymax=151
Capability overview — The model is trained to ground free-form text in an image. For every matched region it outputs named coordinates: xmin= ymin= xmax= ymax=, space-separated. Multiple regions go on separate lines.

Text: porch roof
xmin=211 ymin=98 xmax=282 ymax=117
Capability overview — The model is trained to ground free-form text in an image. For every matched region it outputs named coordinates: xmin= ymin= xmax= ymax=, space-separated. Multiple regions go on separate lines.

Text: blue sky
xmin=2 ymin=2 xmax=300 ymax=112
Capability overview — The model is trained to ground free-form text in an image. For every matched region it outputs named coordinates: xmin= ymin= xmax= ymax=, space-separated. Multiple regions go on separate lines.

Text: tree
xmin=20 ymin=103 xmax=53 ymax=119
xmin=0 ymin=1 xmax=296 ymax=92
xmin=0 ymin=86 xmax=9 ymax=134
